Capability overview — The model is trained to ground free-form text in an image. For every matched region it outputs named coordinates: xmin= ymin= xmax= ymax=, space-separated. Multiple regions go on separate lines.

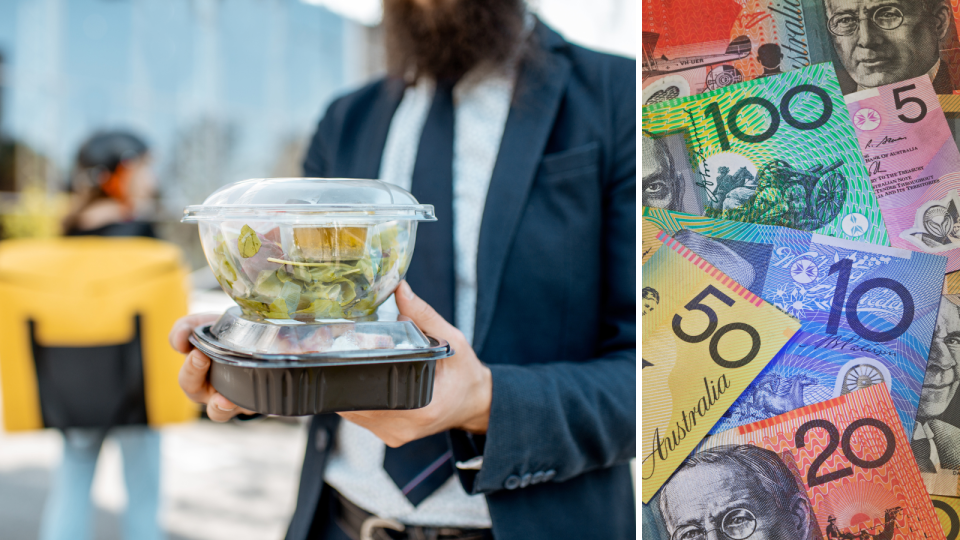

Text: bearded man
xmin=169 ymin=0 xmax=636 ymax=539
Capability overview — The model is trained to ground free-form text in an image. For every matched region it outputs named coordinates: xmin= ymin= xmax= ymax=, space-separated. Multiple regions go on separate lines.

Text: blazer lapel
xmin=351 ymin=78 xmax=406 ymax=179
xmin=472 ymin=23 xmax=571 ymax=355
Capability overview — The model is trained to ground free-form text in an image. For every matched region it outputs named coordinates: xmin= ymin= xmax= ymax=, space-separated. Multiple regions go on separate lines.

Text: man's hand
xmin=339 ymin=280 xmax=492 ymax=447
xmin=169 ymin=312 xmax=254 ymax=422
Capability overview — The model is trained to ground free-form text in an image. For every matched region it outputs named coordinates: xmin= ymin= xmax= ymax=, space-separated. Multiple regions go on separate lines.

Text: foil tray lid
xmin=191 ymin=308 xmax=452 ymax=363
xmin=210 ymin=307 xmax=439 ymax=356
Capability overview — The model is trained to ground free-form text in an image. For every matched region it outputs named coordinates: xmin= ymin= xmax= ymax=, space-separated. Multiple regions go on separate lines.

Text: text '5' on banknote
xmin=845 ymin=75 xmax=960 ymax=273
xmin=641 ymin=229 xmax=801 ymax=504
xmin=642 ymin=64 xmax=889 ymax=246
xmin=643 ymin=207 xmax=948 ymax=440
xmin=646 ymin=384 xmax=945 ymax=540
xmin=914 ymin=294 xmax=960 ymax=497
xmin=640 ymin=0 xmax=823 ymax=106
xmin=799 ymin=0 xmax=960 ymax=115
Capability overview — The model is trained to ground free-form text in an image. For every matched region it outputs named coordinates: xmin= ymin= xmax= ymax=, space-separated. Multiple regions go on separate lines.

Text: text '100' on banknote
xmin=646 ymin=384 xmax=945 ymax=540
xmin=641 ymin=228 xmax=800 ymax=503
xmin=643 ymin=207 xmax=947 ymax=441
xmin=642 ymin=64 xmax=889 ymax=246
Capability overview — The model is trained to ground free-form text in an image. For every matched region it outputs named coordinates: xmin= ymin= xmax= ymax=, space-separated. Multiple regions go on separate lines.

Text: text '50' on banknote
xmin=643 ymin=207 xmax=948 ymax=440
xmin=642 ymin=64 xmax=889 ymax=246
xmin=646 ymin=384 xmax=945 ymax=540
xmin=845 ymin=75 xmax=960 ymax=273
xmin=641 ymin=229 xmax=800 ymax=503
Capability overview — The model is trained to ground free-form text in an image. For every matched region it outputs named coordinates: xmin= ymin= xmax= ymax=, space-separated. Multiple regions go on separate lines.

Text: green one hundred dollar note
xmin=642 ymin=63 xmax=889 ymax=246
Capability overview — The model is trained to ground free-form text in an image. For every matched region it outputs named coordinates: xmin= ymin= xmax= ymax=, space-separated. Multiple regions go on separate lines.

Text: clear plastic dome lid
xmin=182 ymin=178 xmax=436 ymax=223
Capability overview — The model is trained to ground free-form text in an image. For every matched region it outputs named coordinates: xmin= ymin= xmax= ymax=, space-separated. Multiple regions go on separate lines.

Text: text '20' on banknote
xmin=641 ymin=227 xmax=800 ymax=503
xmin=646 ymin=384 xmax=946 ymax=540
xmin=643 ymin=207 xmax=948 ymax=441
xmin=642 ymin=64 xmax=890 ymax=246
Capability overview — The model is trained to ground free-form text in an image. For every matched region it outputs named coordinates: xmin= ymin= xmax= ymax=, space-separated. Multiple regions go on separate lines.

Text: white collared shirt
xmin=914 ymin=421 xmax=942 ymax=472
xmin=323 ymin=64 xmax=515 ymax=527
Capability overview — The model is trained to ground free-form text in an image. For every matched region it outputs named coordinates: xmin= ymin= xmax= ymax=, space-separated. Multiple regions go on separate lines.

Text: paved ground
xmin=0 ymin=416 xmax=308 ymax=540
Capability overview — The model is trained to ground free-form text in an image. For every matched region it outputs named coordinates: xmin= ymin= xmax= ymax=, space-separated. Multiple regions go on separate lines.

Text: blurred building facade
xmin=0 ymin=0 xmax=378 ymax=250
xmin=0 ymin=0 xmax=633 ymax=252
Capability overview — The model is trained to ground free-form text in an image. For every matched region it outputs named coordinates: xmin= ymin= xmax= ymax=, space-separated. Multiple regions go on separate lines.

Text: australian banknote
xmin=643 ymin=207 xmax=947 ymax=439
xmin=845 ymin=75 xmax=960 ymax=273
xmin=641 ymin=0 xmax=830 ymax=105
xmin=641 ymin=228 xmax=800 ymax=503
xmin=645 ymin=384 xmax=945 ymax=540
xmin=642 ymin=64 xmax=890 ymax=245
xmin=932 ymin=496 xmax=960 ymax=540
xmin=800 ymin=0 xmax=960 ymax=115
xmin=913 ymin=294 xmax=960 ymax=497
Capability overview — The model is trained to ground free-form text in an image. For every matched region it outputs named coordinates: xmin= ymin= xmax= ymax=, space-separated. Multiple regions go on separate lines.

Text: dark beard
xmin=383 ymin=0 xmax=527 ymax=81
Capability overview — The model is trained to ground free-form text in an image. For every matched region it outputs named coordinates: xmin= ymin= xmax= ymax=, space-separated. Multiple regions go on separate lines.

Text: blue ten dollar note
xmin=643 ymin=207 xmax=947 ymax=437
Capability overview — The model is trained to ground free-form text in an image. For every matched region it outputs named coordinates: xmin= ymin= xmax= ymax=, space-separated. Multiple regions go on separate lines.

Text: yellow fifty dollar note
xmin=641 ymin=230 xmax=800 ymax=503
xmin=933 ymin=496 xmax=960 ymax=540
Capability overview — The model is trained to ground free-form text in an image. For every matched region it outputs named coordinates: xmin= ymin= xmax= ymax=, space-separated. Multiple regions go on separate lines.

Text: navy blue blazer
xmin=286 ymin=21 xmax=636 ymax=540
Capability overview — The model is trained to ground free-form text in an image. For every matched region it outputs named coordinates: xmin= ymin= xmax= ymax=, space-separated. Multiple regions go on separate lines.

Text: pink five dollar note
xmin=845 ymin=74 xmax=960 ymax=272
xmin=646 ymin=384 xmax=944 ymax=539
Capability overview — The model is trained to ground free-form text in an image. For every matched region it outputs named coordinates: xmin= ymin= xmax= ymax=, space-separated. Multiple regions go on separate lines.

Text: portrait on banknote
xmin=913 ymin=295 xmax=960 ymax=472
xmin=654 ymin=445 xmax=818 ymax=540
xmin=819 ymin=0 xmax=957 ymax=94
xmin=642 ymin=287 xmax=660 ymax=316
xmin=642 ymin=132 xmax=706 ymax=215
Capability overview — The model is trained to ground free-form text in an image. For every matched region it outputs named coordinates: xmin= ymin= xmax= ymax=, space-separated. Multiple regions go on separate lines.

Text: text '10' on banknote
xmin=642 ymin=227 xmax=800 ymax=503
xmin=642 ymin=63 xmax=890 ymax=246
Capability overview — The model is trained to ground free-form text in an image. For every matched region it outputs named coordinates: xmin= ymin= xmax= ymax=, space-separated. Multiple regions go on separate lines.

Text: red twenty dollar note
xmin=645 ymin=384 xmax=943 ymax=539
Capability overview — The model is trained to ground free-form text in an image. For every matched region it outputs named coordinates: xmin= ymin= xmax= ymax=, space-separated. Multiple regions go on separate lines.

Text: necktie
xmin=912 ymin=438 xmax=937 ymax=473
xmin=383 ymin=78 xmax=457 ymax=506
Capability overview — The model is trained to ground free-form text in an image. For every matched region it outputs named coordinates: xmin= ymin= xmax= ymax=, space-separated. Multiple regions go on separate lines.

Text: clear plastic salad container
xmin=182 ymin=178 xmax=435 ymax=321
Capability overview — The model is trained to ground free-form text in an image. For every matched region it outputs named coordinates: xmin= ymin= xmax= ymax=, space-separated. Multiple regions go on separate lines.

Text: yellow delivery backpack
xmin=0 ymin=237 xmax=198 ymax=431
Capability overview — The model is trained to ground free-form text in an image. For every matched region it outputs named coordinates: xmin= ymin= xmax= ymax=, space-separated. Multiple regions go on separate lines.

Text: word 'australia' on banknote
xmin=642 ymin=64 xmax=890 ymax=245
xmin=801 ymin=0 xmax=960 ymax=114
xmin=641 ymin=229 xmax=800 ymax=503
xmin=914 ymin=294 xmax=960 ymax=497
xmin=931 ymin=495 xmax=960 ymax=540
xmin=846 ymin=75 xmax=960 ymax=273
xmin=642 ymin=207 xmax=947 ymax=439
xmin=641 ymin=0 xmax=818 ymax=106
xmin=645 ymin=384 xmax=945 ymax=540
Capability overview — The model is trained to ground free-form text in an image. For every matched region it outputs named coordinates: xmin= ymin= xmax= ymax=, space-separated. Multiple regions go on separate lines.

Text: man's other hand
xmin=339 ymin=280 xmax=493 ymax=447
xmin=169 ymin=312 xmax=254 ymax=422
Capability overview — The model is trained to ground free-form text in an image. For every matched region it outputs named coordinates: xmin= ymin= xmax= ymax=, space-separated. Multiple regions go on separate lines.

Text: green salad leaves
xmin=211 ymin=223 xmax=407 ymax=320
xmin=238 ymin=224 xmax=262 ymax=258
